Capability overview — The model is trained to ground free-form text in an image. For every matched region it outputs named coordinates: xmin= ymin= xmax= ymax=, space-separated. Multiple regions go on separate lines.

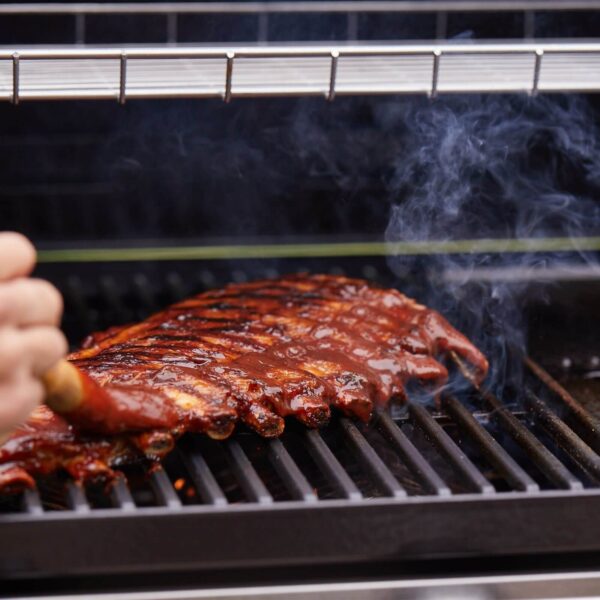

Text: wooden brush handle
xmin=41 ymin=360 xmax=178 ymax=434
xmin=0 ymin=361 xmax=82 ymax=446
xmin=42 ymin=359 xmax=84 ymax=415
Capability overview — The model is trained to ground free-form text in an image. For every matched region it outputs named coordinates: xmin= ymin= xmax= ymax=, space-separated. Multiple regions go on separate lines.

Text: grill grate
xmin=2 ymin=356 xmax=599 ymax=515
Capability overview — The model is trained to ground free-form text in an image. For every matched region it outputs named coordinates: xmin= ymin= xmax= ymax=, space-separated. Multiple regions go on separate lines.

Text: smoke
xmin=381 ymin=94 xmax=600 ymax=394
xmin=78 ymin=92 xmax=600 ymax=397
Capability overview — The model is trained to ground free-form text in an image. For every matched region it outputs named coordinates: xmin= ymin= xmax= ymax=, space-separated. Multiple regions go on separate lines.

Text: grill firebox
xmin=3 ymin=267 xmax=600 ymax=593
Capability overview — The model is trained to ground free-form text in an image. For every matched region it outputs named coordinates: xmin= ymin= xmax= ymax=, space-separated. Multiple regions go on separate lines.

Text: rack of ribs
xmin=0 ymin=274 xmax=488 ymax=493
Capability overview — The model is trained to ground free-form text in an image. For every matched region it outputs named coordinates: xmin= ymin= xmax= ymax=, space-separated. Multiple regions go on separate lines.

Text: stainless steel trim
xmin=224 ymin=51 xmax=234 ymax=102
xmin=3 ymin=1 xmax=600 ymax=15
xmin=531 ymin=48 xmax=543 ymax=94
xmin=9 ymin=571 xmax=600 ymax=599
xmin=5 ymin=41 xmax=600 ymax=58
xmin=327 ymin=50 xmax=338 ymax=101
xmin=118 ymin=52 xmax=127 ymax=104
xmin=11 ymin=52 xmax=19 ymax=105
xmin=429 ymin=49 xmax=441 ymax=97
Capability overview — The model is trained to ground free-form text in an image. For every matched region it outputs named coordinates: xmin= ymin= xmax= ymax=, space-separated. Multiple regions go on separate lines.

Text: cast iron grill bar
xmin=346 ymin=12 xmax=358 ymax=41
xmin=179 ymin=448 xmax=228 ymax=506
xmin=268 ymin=439 xmax=318 ymax=502
xmin=226 ymin=439 xmax=273 ymax=504
xmin=110 ymin=476 xmax=136 ymax=510
xmin=166 ymin=13 xmax=178 ymax=45
xmin=304 ymin=429 xmax=363 ymax=500
xmin=99 ymin=277 xmax=131 ymax=323
xmin=74 ymin=13 xmax=85 ymax=44
xmin=376 ymin=411 xmax=451 ymax=497
xmin=480 ymin=388 xmax=583 ymax=490
xmin=339 ymin=418 xmax=407 ymax=498
xmin=258 ymin=13 xmax=269 ymax=43
xmin=409 ymin=402 xmax=495 ymax=494
xmin=443 ymin=395 xmax=539 ymax=492
xmin=65 ymin=482 xmax=91 ymax=513
xmin=149 ymin=467 xmax=182 ymax=508
xmin=449 ymin=353 xmax=584 ymax=491
xmin=524 ymin=10 xmax=536 ymax=38
xmin=524 ymin=389 xmax=600 ymax=481
xmin=435 ymin=11 xmax=448 ymax=39
xmin=133 ymin=273 xmax=159 ymax=314
xmin=22 ymin=489 xmax=43 ymax=515
xmin=526 ymin=357 xmax=600 ymax=450
xmin=166 ymin=272 xmax=187 ymax=302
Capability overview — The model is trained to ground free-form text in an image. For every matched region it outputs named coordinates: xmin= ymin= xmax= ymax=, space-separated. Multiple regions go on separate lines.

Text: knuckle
xmin=30 ymin=279 xmax=64 ymax=324
xmin=24 ymin=327 xmax=68 ymax=374
xmin=46 ymin=328 xmax=68 ymax=360
xmin=0 ymin=377 xmax=41 ymax=429
xmin=0 ymin=287 xmax=11 ymax=324
xmin=0 ymin=330 xmax=25 ymax=369
xmin=0 ymin=232 xmax=36 ymax=277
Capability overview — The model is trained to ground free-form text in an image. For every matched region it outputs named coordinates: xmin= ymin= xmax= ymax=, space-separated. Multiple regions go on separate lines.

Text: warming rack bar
xmin=3 ymin=1 xmax=600 ymax=14
xmin=3 ymin=41 xmax=600 ymax=102
xmin=3 ymin=2 xmax=596 ymax=47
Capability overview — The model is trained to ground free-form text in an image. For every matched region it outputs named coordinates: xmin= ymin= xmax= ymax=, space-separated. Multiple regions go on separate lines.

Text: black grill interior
xmin=2 ymin=265 xmax=600 ymax=517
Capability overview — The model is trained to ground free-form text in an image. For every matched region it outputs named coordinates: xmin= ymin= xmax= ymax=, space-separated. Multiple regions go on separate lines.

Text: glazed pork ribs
xmin=69 ymin=273 xmax=489 ymax=438
xmin=0 ymin=274 xmax=488 ymax=492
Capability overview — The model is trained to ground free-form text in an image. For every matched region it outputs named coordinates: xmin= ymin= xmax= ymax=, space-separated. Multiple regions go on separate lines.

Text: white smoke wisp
xmin=381 ymin=94 xmax=600 ymax=395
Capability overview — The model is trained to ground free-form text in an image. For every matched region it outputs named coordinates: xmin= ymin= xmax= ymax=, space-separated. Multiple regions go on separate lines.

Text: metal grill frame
xmin=4 ymin=1 xmax=600 ymax=44
xmin=4 ymin=480 xmax=600 ymax=579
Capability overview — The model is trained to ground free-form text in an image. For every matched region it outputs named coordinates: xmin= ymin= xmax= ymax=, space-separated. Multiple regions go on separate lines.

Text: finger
xmin=0 ymin=372 xmax=43 ymax=438
xmin=20 ymin=326 xmax=68 ymax=376
xmin=0 ymin=328 xmax=27 ymax=379
xmin=0 ymin=232 xmax=36 ymax=281
xmin=0 ymin=326 xmax=68 ymax=379
xmin=0 ymin=278 xmax=63 ymax=327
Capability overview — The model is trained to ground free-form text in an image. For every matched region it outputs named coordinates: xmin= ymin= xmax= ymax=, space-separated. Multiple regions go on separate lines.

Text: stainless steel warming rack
xmin=4 ymin=42 xmax=600 ymax=103
xmin=3 ymin=0 xmax=600 ymax=102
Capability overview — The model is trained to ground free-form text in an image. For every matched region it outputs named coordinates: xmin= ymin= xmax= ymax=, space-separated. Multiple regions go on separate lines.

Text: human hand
xmin=0 ymin=233 xmax=67 ymax=441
